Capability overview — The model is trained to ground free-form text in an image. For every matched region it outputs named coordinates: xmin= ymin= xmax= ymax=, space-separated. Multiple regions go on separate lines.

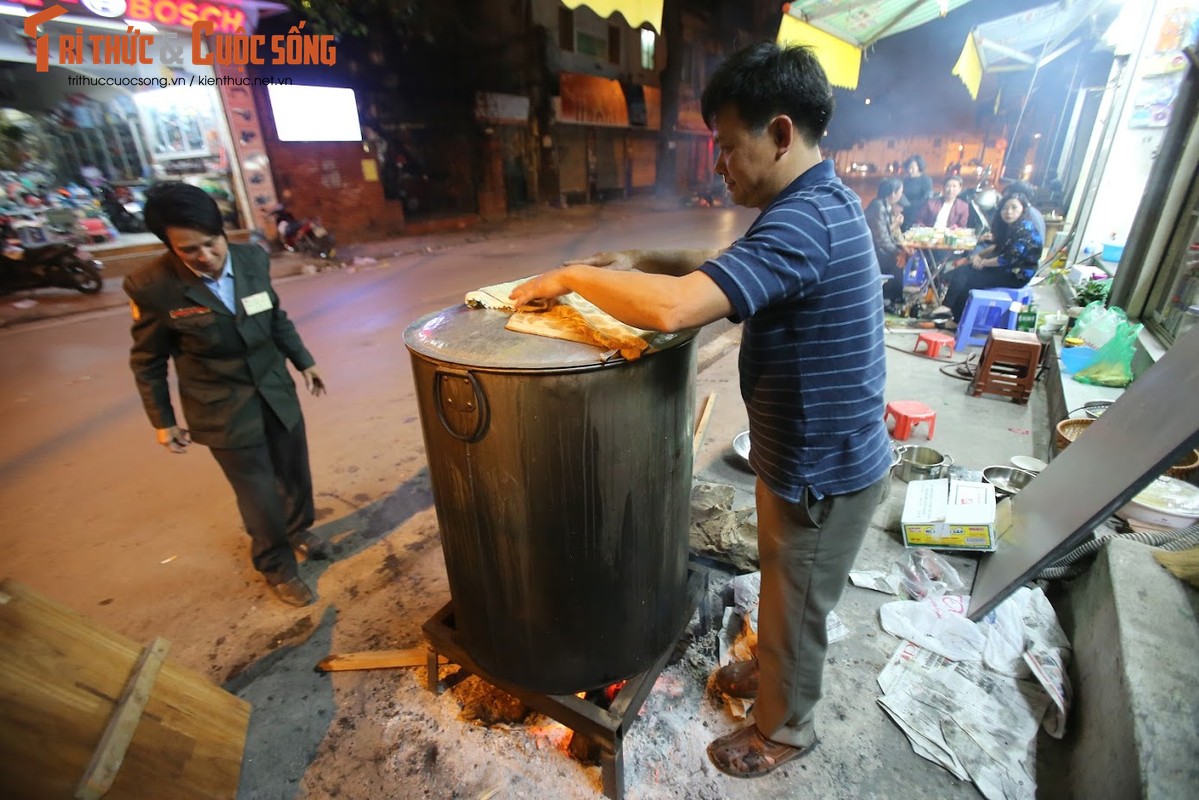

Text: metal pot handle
xmin=433 ymin=368 xmax=490 ymax=443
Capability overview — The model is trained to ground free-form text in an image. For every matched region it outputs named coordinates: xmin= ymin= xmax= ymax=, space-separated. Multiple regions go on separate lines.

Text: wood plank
xmin=76 ymin=637 xmax=171 ymax=800
xmin=693 ymin=392 xmax=717 ymax=457
xmin=0 ymin=580 xmax=250 ymax=800
xmin=317 ymin=648 xmax=448 ymax=673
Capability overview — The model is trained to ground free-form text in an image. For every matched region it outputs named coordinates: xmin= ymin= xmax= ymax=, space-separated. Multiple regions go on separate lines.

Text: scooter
xmin=271 ymin=206 xmax=336 ymax=260
xmin=1 ymin=217 xmax=104 ymax=295
xmin=99 ymin=185 xmax=146 ymax=233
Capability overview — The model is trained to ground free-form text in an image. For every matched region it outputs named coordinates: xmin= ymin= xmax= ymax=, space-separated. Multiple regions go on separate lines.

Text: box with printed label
xmin=900 ymin=478 xmax=997 ymax=551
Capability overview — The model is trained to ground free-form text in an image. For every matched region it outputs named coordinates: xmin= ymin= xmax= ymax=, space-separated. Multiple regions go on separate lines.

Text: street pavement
xmin=0 ymin=197 xmax=1054 ymax=798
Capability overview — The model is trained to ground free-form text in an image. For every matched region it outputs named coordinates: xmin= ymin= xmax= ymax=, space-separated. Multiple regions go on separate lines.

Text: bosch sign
xmin=8 ymin=0 xmax=248 ymax=33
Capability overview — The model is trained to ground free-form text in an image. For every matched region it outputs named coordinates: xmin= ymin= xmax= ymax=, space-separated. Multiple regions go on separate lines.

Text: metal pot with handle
xmin=893 ymin=445 xmax=954 ymax=482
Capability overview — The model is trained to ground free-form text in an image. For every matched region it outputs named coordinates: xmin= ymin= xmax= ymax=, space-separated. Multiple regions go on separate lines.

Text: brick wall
xmin=254 ymin=90 xmax=405 ymax=243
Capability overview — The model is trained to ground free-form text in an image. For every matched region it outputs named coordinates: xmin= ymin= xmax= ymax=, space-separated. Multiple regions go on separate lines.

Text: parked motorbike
xmin=1 ymin=217 xmax=104 ymax=295
xmin=270 ymin=206 xmax=336 ymax=260
xmin=99 ymin=184 xmax=146 ymax=233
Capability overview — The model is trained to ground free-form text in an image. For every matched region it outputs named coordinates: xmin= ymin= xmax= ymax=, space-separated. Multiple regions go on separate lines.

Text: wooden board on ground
xmin=0 ymin=579 xmax=250 ymax=799
xmin=317 ymin=648 xmax=448 ymax=673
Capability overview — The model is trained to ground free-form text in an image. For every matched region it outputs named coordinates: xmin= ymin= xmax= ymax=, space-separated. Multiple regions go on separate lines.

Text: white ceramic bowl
xmin=1010 ymin=455 xmax=1047 ymax=474
xmin=1116 ymin=476 xmax=1199 ymax=529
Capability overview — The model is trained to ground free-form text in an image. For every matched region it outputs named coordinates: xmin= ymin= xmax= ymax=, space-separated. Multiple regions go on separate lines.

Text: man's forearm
xmin=553 ymin=265 xmax=730 ymax=332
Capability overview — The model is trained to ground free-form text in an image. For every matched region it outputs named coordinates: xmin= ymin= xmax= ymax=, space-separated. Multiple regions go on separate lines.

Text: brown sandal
xmin=707 ymin=725 xmax=816 ymax=779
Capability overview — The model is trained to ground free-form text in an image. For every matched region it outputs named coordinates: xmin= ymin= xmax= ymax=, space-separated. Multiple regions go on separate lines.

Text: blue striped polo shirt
xmin=699 ymin=159 xmax=891 ymax=501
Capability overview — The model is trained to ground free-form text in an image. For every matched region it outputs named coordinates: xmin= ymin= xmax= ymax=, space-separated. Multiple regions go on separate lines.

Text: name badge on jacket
xmin=241 ymin=291 xmax=273 ymax=316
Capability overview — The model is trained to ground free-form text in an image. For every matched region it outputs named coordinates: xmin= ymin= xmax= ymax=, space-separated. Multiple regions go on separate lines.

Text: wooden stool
xmin=885 ymin=400 xmax=937 ymax=441
xmin=913 ymin=331 xmax=955 ymax=359
xmin=970 ymin=328 xmax=1042 ymax=404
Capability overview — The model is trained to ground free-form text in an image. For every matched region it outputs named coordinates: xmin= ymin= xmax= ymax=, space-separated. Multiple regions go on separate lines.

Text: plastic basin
xmin=1060 ymin=345 xmax=1098 ymax=373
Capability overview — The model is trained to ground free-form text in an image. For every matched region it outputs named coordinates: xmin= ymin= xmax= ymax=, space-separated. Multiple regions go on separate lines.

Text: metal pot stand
xmin=422 ymin=567 xmax=708 ymax=800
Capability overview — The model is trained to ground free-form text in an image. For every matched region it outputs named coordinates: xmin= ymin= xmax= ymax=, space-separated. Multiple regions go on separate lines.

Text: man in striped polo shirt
xmin=511 ymin=42 xmax=891 ymax=779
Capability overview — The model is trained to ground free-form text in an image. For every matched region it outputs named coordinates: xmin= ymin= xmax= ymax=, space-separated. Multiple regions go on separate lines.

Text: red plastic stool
xmin=885 ymin=400 xmax=937 ymax=441
xmin=913 ymin=331 xmax=955 ymax=359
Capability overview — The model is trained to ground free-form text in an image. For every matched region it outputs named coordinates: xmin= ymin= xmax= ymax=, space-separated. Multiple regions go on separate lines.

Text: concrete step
xmin=1059 ymin=538 xmax=1199 ymax=798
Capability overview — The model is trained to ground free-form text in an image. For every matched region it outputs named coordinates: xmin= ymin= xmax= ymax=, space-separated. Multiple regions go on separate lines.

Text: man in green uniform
xmin=124 ymin=182 xmax=327 ymax=607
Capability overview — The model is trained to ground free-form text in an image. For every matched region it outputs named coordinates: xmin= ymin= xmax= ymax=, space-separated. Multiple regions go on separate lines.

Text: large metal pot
xmin=893 ymin=445 xmax=954 ymax=482
xmin=404 ymin=304 xmax=697 ymax=694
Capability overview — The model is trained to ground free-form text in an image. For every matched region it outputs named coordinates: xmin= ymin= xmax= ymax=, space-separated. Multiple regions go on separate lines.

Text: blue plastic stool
xmin=955 ymin=289 xmax=1017 ymax=351
xmin=994 ymin=285 xmax=1034 ymax=312
xmin=903 ymin=251 xmax=928 ymax=286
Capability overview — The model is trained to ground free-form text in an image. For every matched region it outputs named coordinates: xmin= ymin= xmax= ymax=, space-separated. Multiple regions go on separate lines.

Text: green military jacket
xmin=124 ymin=243 xmax=315 ymax=449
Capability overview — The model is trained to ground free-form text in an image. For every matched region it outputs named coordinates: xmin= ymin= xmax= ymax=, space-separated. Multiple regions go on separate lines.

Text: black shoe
xmin=270 ymin=576 xmax=315 ymax=607
xmin=292 ymin=531 xmax=331 ymax=560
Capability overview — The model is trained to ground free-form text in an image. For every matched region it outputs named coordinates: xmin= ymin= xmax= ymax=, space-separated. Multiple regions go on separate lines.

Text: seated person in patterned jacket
xmin=934 ymin=192 xmax=1042 ymax=325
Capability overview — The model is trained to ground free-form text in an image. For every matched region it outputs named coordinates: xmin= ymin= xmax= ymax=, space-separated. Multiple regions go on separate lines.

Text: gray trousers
xmin=752 ymin=475 xmax=887 ymax=748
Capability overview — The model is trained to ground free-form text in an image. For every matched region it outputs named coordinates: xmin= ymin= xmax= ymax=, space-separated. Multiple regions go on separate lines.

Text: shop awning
xmin=558 ymin=72 xmax=630 ymax=126
xmin=777 ymin=0 xmax=975 ymax=90
xmin=560 ymin=0 xmax=661 ymax=33
xmin=952 ymin=0 xmax=1115 ymax=99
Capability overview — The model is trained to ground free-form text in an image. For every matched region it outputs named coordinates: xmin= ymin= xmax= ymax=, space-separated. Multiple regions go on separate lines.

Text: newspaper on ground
xmin=876 ymin=587 xmax=1072 ymax=800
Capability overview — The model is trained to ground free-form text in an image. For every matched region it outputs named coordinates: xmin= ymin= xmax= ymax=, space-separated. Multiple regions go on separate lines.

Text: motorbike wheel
xmin=314 ymin=234 xmax=336 ymax=260
xmin=300 ymin=233 xmax=336 ymax=260
xmin=68 ymin=259 xmax=103 ymax=294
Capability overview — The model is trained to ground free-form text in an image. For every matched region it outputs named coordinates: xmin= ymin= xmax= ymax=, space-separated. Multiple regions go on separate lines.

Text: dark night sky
xmin=824 ymin=0 xmax=1111 ymax=147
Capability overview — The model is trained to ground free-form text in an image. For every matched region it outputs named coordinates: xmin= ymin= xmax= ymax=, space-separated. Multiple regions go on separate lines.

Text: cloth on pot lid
xmin=466 ymin=277 xmax=655 ymax=360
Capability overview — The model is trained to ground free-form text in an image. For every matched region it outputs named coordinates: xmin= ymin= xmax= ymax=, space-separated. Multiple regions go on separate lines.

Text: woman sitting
xmin=933 ymin=193 xmax=1042 ymax=326
xmin=865 ymin=178 xmax=911 ymax=311
xmin=915 ymin=175 xmax=970 ymax=229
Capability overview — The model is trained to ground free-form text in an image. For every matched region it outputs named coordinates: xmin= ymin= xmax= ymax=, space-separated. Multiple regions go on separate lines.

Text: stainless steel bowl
xmin=982 ymin=465 xmax=1036 ymax=496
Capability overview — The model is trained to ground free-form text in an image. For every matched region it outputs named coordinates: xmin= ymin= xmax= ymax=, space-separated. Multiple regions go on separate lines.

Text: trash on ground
xmin=351 ymin=256 xmax=378 ymax=266
xmin=11 ymin=299 xmax=37 ymax=309
xmin=877 ymin=587 xmax=1071 ymax=800
xmin=851 ymin=548 xmax=965 ymax=599
xmin=689 ymin=482 xmax=758 ymax=571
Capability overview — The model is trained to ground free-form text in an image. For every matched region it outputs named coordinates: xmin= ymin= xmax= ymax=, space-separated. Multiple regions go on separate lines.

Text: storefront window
xmin=641 ymin=28 xmax=655 ymax=70
xmin=1144 ymin=177 xmax=1199 ymax=344
xmin=136 ymin=87 xmax=221 ymax=161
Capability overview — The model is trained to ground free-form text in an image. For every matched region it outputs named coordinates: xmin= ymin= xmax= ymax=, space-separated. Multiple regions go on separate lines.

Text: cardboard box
xmin=901 ymin=478 xmax=997 ymax=551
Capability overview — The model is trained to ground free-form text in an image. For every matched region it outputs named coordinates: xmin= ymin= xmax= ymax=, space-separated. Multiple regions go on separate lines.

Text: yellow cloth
xmin=560 ymin=0 xmax=662 ymax=32
xmin=776 ymin=15 xmax=861 ymax=90
xmin=953 ymin=32 xmax=982 ymax=101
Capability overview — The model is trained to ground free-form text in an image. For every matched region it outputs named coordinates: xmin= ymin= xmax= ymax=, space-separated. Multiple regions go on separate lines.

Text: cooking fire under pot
xmin=404 ymin=304 xmax=698 ymax=695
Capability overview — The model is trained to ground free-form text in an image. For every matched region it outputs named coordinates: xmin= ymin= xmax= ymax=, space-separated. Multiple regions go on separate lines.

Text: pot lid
xmin=1130 ymin=476 xmax=1199 ymax=515
xmin=403 ymin=304 xmax=695 ymax=371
